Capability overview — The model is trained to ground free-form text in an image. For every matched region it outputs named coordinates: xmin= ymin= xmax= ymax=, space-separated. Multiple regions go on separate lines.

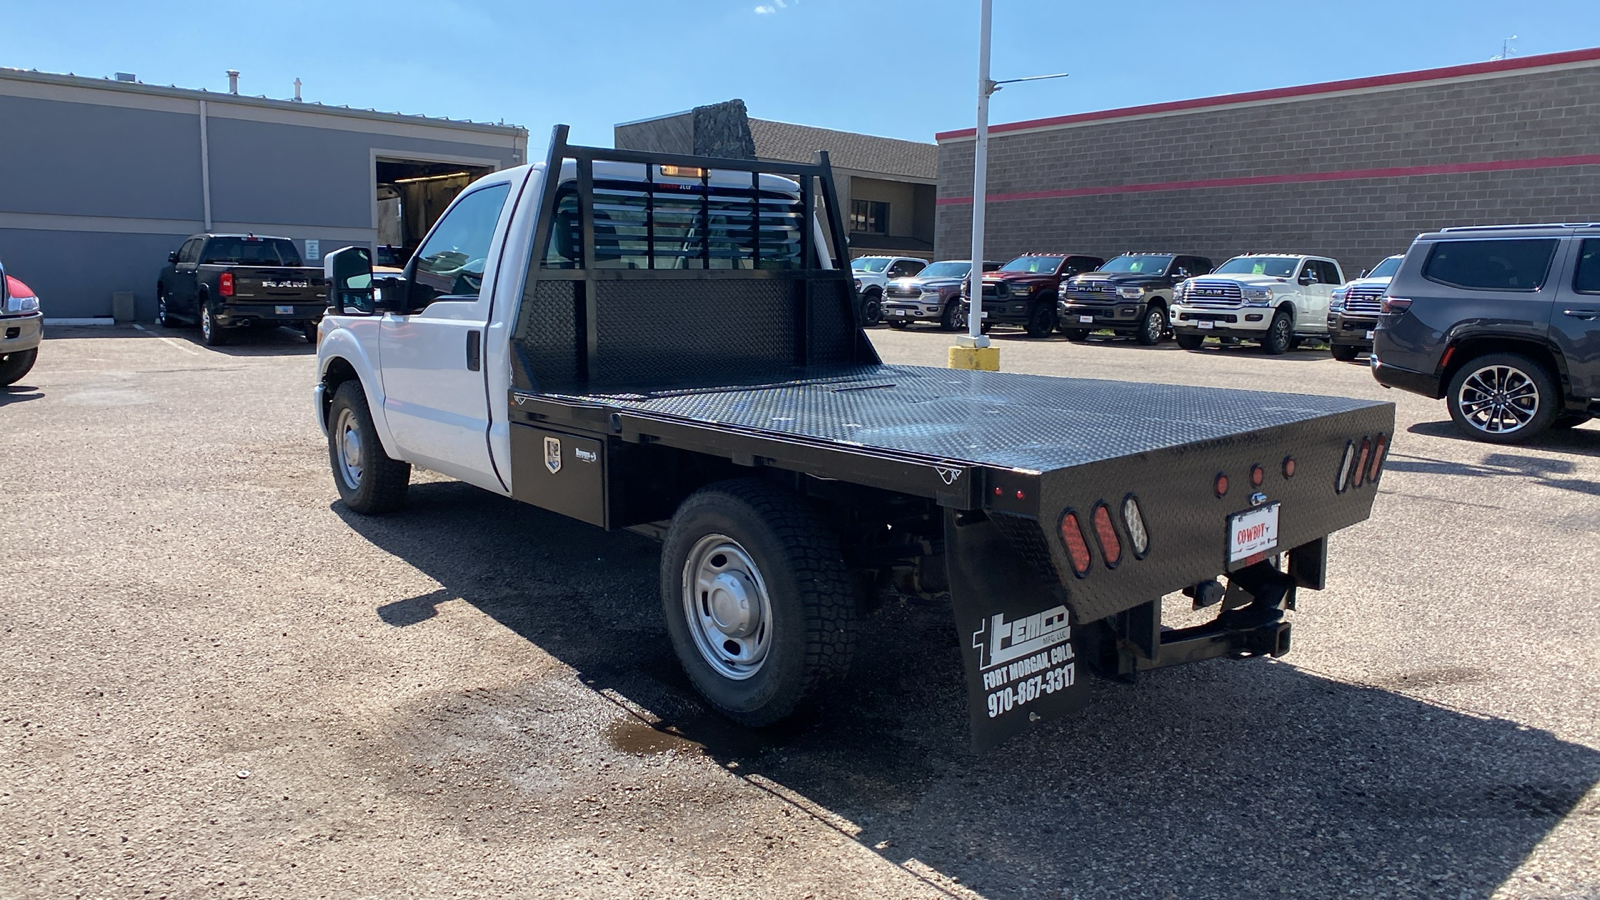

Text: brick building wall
xmin=935 ymin=49 xmax=1600 ymax=277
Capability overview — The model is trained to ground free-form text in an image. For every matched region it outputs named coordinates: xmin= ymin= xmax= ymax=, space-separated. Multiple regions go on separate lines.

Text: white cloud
xmin=754 ymin=4 xmax=776 ymax=12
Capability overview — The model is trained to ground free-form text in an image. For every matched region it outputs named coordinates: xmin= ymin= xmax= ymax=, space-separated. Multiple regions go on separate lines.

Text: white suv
xmin=1171 ymin=254 xmax=1344 ymax=354
xmin=850 ymin=256 xmax=926 ymax=325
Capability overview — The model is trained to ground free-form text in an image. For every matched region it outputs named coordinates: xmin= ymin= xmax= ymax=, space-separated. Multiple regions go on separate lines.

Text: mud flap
xmin=945 ymin=510 xmax=1088 ymax=751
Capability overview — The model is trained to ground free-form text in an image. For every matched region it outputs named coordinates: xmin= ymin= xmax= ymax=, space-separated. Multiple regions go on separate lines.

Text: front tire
xmin=1024 ymin=302 xmax=1058 ymax=338
xmin=327 ymin=381 xmax=411 ymax=513
xmin=1136 ymin=304 xmax=1167 ymax=346
xmin=887 ymin=320 xmax=909 ymax=330
xmin=199 ymin=297 xmax=229 ymax=347
xmin=0 ymin=349 xmax=37 ymax=387
xmin=1261 ymin=310 xmax=1293 ymax=355
xmin=1175 ymin=332 xmax=1205 ymax=351
xmin=861 ymin=291 xmax=883 ymax=326
xmin=1331 ymin=344 xmax=1360 ymax=362
xmin=939 ymin=301 xmax=960 ymax=331
xmin=1446 ymin=353 xmax=1560 ymax=444
xmin=661 ymin=479 xmax=855 ymax=727
xmin=156 ymin=287 xmax=173 ymax=328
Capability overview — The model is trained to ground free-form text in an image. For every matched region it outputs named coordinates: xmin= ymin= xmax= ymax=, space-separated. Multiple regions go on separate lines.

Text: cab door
xmin=1294 ymin=260 xmax=1336 ymax=331
xmin=378 ymin=175 xmax=522 ymax=491
xmin=1551 ymin=236 xmax=1600 ymax=400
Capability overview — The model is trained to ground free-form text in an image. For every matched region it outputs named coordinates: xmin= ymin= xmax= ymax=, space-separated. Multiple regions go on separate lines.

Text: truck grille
xmin=1343 ymin=284 xmax=1386 ymax=315
xmin=1182 ymin=280 xmax=1244 ymax=308
xmin=980 ymin=282 xmax=1007 ymax=299
xmin=886 ymin=285 xmax=922 ymax=298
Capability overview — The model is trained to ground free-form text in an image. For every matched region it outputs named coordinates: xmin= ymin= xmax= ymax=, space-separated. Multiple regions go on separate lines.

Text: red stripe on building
xmin=935 ymin=154 xmax=1600 ymax=206
xmin=935 ymin=47 xmax=1600 ymax=142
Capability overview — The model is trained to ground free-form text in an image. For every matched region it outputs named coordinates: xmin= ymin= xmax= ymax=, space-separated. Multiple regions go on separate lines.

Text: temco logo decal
xmin=544 ymin=436 xmax=562 ymax=474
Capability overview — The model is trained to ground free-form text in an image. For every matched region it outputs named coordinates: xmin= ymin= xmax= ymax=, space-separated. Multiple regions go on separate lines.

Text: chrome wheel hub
xmin=682 ymin=534 xmax=772 ymax=680
xmin=1458 ymin=365 xmax=1538 ymax=434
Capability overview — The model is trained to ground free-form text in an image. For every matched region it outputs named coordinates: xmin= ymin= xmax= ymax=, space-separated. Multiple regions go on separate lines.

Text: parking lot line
xmin=131 ymin=323 xmax=201 ymax=356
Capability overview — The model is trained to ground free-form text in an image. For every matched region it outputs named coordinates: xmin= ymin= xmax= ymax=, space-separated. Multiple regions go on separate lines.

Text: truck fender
xmin=316 ymin=329 xmax=404 ymax=462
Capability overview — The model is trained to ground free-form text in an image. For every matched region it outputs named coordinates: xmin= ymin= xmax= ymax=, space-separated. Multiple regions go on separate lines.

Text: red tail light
xmin=1091 ymin=503 xmax=1122 ymax=568
xmin=1250 ymin=464 xmax=1264 ymax=488
xmin=1368 ymin=433 xmax=1388 ymax=483
xmin=1282 ymin=456 xmax=1297 ymax=478
xmin=219 ymin=272 xmax=235 ymax=297
xmin=1058 ymin=511 xmax=1092 ymax=578
xmin=1380 ymin=296 xmax=1410 ymax=314
xmin=1353 ymin=437 xmax=1371 ymax=488
xmin=1214 ymin=473 xmax=1229 ymax=498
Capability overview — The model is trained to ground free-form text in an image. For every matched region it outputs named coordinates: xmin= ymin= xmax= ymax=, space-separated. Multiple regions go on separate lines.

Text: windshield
xmin=1000 ymin=255 xmax=1063 ymax=274
xmin=202 ymin=237 xmax=303 ymax=267
xmin=852 ymin=258 xmax=890 ymax=273
xmin=1214 ymin=256 xmax=1299 ymax=278
xmin=1099 ymin=254 xmax=1172 ymax=275
xmin=1367 ymin=256 xmax=1403 ymax=279
xmin=916 ymin=261 xmax=971 ymax=279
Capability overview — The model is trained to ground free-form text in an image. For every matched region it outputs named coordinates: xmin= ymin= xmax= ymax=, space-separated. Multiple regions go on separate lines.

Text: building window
xmin=850 ymin=200 xmax=889 ymax=234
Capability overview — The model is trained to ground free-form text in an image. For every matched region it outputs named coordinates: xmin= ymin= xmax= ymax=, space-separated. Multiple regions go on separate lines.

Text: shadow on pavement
xmin=338 ymin=481 xmax=1600 ymax=898
xmin=1407 ymin=419 xmax=1600 ymax=458
xmin=47 ymin=323 xmax=316 ymax=356
xmin=0 ymin=386 xmax=43 ymax=406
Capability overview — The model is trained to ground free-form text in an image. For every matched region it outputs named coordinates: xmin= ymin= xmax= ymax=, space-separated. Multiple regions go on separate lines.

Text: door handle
xmin=1562 ymin=309 xmax=1600 ymax=320
xmin=466 ymin=330 xmax=481 ymax=371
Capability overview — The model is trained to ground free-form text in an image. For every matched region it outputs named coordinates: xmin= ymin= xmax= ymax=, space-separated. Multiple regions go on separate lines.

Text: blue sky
xmin=9 ymin=0 xmax=1600 ymax=148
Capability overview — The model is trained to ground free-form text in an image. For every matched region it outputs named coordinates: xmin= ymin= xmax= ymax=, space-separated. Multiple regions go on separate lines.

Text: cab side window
xmin=887 ymin=259 xmax=924 ymax=278
xmin=1314 ymin=260 xmax=1342 ymax=285
xmin=1573 ymin=240 xmax=1600 ymax=295
xmin=413 ymin=183 xmax=513 ymax=302
xmin=178 ymin=238 xmax=203 ymax=265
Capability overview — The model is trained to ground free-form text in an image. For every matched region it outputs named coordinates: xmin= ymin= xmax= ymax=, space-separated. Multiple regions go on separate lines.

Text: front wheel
xmin=1024 ymin=302 xmax=1058 ymax=338
xmin=1175 ymin=332 xmax=1205 ymax=351
xmin=327 ymin=381 xmax=411 ymax=513
xmin=156 ymin=287 xmax=174 ymax=328
xmin=887 ymin=320 xmax=909 ymax=330
xmin=1446 ymin=353 xmax=1560 ymax=444
xmin=861 ymin=291 xmax=883 ymax=326
xmin=0 ymin=349 xmax=37 ymax=387
xmin=939 ymin=301 xmax=960 ymax=331
xmin=1136 ymin=304 xmax=1167 ymax=346
xmin=1331 ymin=344 xmax=1361 ymax=362
xmin=1261 ymin=311 xmax=1293 ymax=355
xmin=661 ymin=479 xmax=855 ymax=727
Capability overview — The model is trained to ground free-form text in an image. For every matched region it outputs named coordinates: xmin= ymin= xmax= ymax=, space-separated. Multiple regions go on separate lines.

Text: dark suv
xmin=959 ymin=253 xmax=1104 ymax=337
xmin=1058 ymin=253 xmax=1213 ymax=345
xmin=1371 ymin=223 xmax=1600 ymax=443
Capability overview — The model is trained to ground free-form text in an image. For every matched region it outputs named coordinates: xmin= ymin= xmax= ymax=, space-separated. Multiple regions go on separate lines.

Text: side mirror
xmin=325 ymin=246 xmax=376 ymax=315
xmin=1358 ymin=268 xmax=1369 ymax=279
xmin=168 ymin=250 xmax=180 ymax=264
xmin=1298 ymin=272 xmax=1315 ymax=285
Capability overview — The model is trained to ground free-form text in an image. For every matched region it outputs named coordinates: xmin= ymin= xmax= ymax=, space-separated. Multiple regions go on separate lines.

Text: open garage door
xmin=376 ymin=158 xmax=495 ymax=267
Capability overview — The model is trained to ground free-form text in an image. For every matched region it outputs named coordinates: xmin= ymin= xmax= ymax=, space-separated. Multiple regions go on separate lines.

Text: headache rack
xmin=510 ymin=126 xmax=878 ymax=396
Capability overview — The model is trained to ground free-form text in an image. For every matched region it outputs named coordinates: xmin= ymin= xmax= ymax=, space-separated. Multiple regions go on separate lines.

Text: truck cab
xmin=1171 ymin=254 xmax=1344 ymax=354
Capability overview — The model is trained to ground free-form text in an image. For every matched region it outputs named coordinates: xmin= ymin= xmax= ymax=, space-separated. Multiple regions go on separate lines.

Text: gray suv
xmin=1371 ymin=223 xmax=1600 ymax=443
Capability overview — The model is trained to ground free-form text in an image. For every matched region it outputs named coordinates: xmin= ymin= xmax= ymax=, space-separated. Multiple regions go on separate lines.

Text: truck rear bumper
xmin=1 ymin=312 xmax=43 ymax=354
xmin=215 ymin=302 xmax=325 ymax=327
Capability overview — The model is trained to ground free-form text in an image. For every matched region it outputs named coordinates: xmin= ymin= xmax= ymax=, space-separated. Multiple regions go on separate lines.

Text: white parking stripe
xmin=132 ymin=323 xmax=202 ymax=356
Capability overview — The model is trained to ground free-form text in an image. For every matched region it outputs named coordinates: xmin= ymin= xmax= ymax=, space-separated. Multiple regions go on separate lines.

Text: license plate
xmin=1228 ymin=502 xmax=1280 ymax=564
xmin=892 ymin=309 xmax=906 ymax=317
xmin=1079 ymin=315 xmax=1093 ymax=324
xmin=275 ymin=305 xmax=295 ymax=316
xmin=980 ymin=311 xmax=989 ymax=319
xmin=1365 ymin=330 xmax=1375 ymax=339
xmin=1198 ymin=321 xmax=1214 ymax=330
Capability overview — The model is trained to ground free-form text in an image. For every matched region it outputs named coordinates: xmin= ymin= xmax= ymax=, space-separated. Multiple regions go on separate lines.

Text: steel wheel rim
xmin=1273 ymin=317 xmax=1290 ymax=345
xmin=1458 ymin=364 xmax=1540 ymax=434
xmin=334 ymin=407 xmax=364 ymax=490
xmin=681 ymin=533 xmax=773 ymax=680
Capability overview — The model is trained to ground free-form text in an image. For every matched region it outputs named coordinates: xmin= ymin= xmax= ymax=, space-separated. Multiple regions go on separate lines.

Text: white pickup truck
xmin=1170 ymin=254 xmax=1345 ymax=354
xmin=312 ymin=128 xmax=1393 ymax=749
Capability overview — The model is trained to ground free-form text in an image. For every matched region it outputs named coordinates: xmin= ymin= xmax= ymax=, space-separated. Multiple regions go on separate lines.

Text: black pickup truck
xmin=156 ymin=233 xmax=326 ymax=346
xmin=1059 ymin=253 xmax=1214 ymax=345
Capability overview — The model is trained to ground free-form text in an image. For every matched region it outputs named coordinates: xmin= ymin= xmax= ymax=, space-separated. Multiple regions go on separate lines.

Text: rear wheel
xmin=199 ymin=297 xmax=229 ymax=347
xmin=327 ymin=381 xmax=411 ymax=513
xmin=661 ymin=479 xmax=855 ymax=727
xmin=1024 ymin=302 xmax=1058 ymax=338
xmin=1331 ymin=343 xmax=1361 ymax=362
xmin=0 ymin=349 xmax=37 ymax=387
xmin=1261 ymin=311 xmax=1293 ymax=355
xmin=303 ymin=321 xmax=320 ymax=344
xmin=860 ymin=291 xmax=883 ymax=326
xmin=1136 ymin=304 xmax=1167 ymax=346
xmin=1175 ymin=332 xmax=1205 ymax=351
xmin=1446 ymin=353 xmax=1560 ymax=444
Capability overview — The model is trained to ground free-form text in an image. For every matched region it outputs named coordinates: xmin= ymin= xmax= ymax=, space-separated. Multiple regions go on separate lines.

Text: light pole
xmin=950 ymin=0 xmax=1068 ymax=372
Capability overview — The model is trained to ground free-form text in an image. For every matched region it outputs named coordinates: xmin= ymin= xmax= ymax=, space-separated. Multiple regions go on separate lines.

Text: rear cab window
xmin=1422 ymin=239 xmax=1559 ymax=292
xmin=202 ymin=237 xmax=303 ymax=267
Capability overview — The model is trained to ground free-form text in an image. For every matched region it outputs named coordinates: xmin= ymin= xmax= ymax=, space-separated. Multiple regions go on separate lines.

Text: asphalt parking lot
xmin=2 ymin=322 xmax=1597 ymax=899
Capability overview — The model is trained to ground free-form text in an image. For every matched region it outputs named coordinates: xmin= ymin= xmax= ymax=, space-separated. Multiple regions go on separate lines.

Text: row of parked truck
xmin=852 ymin=250 xmax=1405 ymax=359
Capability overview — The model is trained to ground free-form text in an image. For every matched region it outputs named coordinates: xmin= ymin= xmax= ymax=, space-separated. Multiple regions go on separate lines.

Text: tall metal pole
xmin=964 ymin=0 xmax=993 ymax=347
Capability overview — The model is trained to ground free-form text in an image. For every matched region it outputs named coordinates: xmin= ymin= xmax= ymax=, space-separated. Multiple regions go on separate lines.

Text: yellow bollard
xmin=948 ymin=345 xmax=1000 ymax=371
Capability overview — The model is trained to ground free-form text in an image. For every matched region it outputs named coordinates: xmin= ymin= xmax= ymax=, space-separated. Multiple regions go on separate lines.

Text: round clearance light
xmin=1214 ymin=473 xmax=1229 ymax=498
xmin=1250 ymin=464 xmax=1265 ymax=488
xmin=1091 ymin=503 xmax=1122 ymax=568
xmin=1353 ymin=437 xmax=1372 ymax=489
xmin=1368 ymin=432 xmax=1388 ymax=483
xmin=1058 ymin=510 xmax=1093 ymax=578
xmin=1121 ymin=494 xmax=1150 ymax=559
xmin=1283 ymin=456 xmax=1297 ymax=479
xmin=1336 ymin=441 xmax=1355 ymax=493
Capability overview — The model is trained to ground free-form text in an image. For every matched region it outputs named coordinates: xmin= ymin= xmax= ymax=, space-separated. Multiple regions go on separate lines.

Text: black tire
xmin=1024 ymin=302 xmax=1058 ymax=338
xmin=0 ymin=348 xmax=37 ymax=387
xmin=1175 ymin=332 xmax=1205 ymax=351
xmin=199 ymin=296 xmax=229 ymax=347
xmin=303 ymin=321 xmax=320 ymax=344
xmin=327 ymin=380 xmax=411 ymax=514
xmin=950 ymin=304 xmax=970 ymax=332
xmin=1331 ymin=343 xmax=1361 ymax=362
xmin=887 ymin=320 xmax=909 ymax=330
xmin=1060 ymin=328 xmax=1089 ymax=342
xmin=156 ymin=286 xmax=174 ymax=328
xmin=661 ymin=479 xmax=856 ymax=727
xmin=939 ymin=300 xmax=960 ymax=331
xmin=1446 ymin=352 xmax=1560 ymax=444
xmin=1261 ymin=310 xmax=1293 ymax=355
xmin=1136 ymin=304 xmax=1167 ymax=346
xmin=1553 ymin=413 xmax=1592 ymax=430
xmin=861 ymin=291 xmax=883 ymax=326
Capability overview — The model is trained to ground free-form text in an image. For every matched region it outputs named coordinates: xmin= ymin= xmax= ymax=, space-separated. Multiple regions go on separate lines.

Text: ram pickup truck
xmin=1328 ymin=255 xmax=1401 ymax=361
xmin=157 ymin=233 xmax=326 ymax=346
xmin=1058 ymin=253 xmax=1214 ymax=345
xmin=883 ymin=259 xmax=1000 ymax=330
xmin=850 ymin=256 xmax=927 ymax=326
xmin=314 ymin=128 xmax=1393 ymax=749
xmin=1171 ymin=254 xmax=1345 ymax=354
xmin=960 ymin=253 xmax=1105 ymax=338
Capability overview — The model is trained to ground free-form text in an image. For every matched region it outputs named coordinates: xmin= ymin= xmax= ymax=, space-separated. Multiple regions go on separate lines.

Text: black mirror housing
xmin=325 ymin=246 xmax=376 ymax=315
xmin=168 ymin=250 xmax=179 ymax=264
